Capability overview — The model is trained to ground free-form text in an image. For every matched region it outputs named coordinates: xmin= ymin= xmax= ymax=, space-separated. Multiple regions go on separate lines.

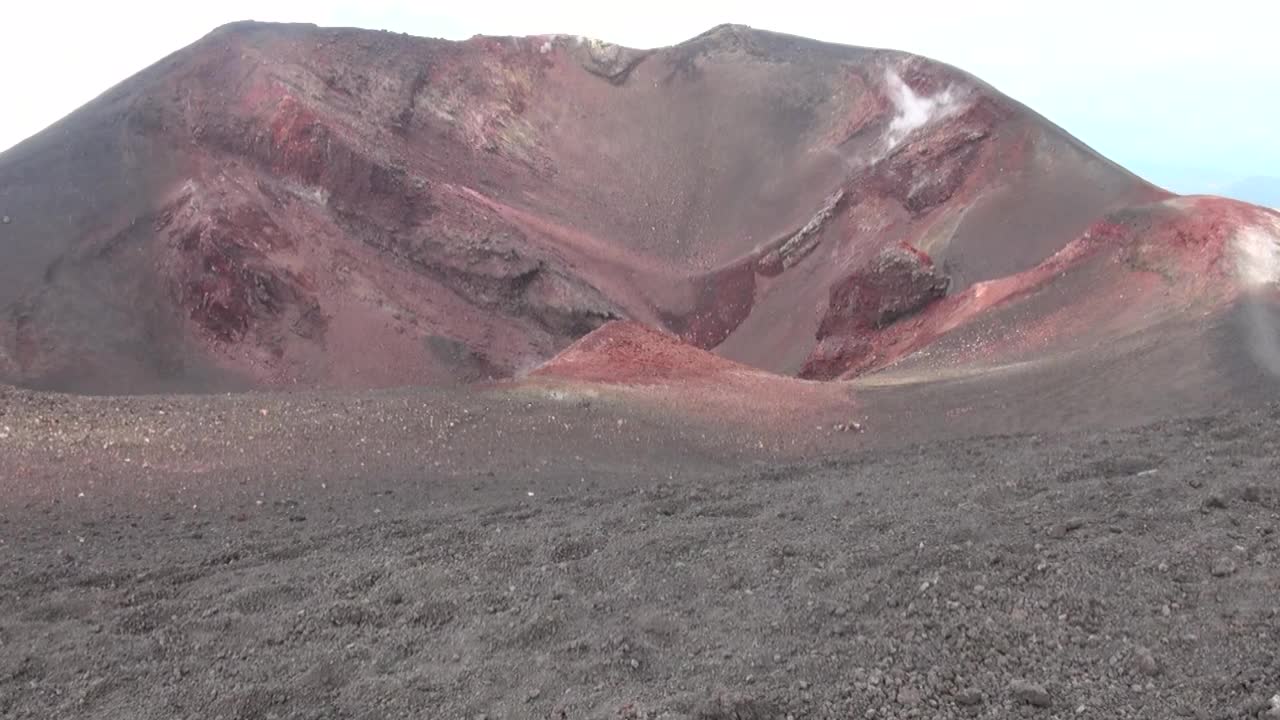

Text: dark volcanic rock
xmin=1010 ymin=679 xmax=1053 ymax=708
xmin=693 ymin=692 xmax=777 ymax=720
xmin=572 ymin=38 xmax=651 ymax=84
xmin=1210 ymin=556 xmax=1239 ymax=577
xmin=1136 ymin=648 xmax=1161 ymax=677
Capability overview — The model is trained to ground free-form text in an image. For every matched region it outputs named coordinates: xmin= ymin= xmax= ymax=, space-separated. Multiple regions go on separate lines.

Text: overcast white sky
xmin=1 ymin=1 xmax=1276 ymax=194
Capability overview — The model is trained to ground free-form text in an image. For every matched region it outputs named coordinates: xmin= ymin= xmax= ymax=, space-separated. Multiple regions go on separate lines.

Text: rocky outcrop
xmin=802 ymin=243 xmax=950 ymax=379
xmin=572 ymin=38 xmax=650 ymax=84
xmin=758 ymin=190 xmax=848 ymax=276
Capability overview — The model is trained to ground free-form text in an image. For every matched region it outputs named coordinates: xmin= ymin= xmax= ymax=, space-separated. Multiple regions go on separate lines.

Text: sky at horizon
xmin=2 ymin=1 xmax=1276 ymax=201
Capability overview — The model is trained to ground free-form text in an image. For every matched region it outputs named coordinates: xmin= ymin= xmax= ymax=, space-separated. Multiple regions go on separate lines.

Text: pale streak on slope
xmin=1233 ymin=216 xmax=1280 ymax=376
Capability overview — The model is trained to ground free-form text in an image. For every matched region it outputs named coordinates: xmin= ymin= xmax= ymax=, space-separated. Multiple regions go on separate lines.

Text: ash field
xmin=0 ymin=21 xmax=1278 ymax=720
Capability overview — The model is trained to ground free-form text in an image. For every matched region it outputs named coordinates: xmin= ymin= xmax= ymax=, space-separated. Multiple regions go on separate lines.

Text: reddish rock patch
xmin=532 ymin=321 xmax=744 ymax=385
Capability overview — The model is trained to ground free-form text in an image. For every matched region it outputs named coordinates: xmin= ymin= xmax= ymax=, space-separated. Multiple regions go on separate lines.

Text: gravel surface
xmin=2 ymin=388 xmax=1278 ymax=719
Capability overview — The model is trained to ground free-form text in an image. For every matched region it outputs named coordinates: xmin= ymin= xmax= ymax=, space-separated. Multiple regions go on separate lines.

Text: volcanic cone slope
xmin=0 ymin=21 xmax=1277 ymax=405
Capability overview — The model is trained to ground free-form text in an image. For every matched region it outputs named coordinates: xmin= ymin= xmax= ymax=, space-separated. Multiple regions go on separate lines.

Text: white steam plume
xmin=883 ymin=69 xmax=961 ymax=151
xmin=817 ymin=67 xmax=965 ymax=174
xmin=1233 ymin=219 xmax=1280 ymax=376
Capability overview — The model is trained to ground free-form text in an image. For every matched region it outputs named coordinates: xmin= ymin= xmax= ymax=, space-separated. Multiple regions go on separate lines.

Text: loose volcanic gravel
xmin=1 ymin=394 xmax=1279 ymax=719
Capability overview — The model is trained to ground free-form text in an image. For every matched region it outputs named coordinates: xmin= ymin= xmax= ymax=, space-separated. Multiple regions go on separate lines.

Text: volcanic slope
xmin=0 ymin=20 xmax=1218 ymax=396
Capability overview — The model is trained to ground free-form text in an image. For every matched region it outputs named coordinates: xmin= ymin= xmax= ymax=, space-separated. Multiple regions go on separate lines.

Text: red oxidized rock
xmin=802 ymin=243 xmax=949 ymax=379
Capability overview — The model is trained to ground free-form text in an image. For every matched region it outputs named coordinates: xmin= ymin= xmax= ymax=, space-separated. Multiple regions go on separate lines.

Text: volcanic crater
xmin=0 ymin=21 xmax=1278 ymax=422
